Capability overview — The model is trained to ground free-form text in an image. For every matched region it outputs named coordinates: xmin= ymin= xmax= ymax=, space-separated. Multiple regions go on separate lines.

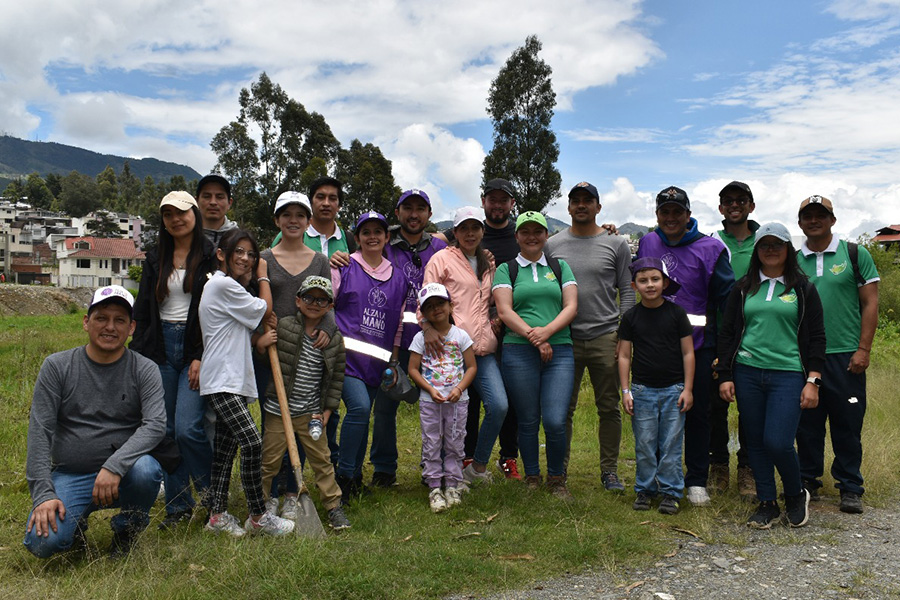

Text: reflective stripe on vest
xmin=343 ymin=338 xmax=393 ymax=362
xmin=402 ymin=311 xmax=418 ymax=324
xmin=687 ymin=314 xmax=707 ymax=327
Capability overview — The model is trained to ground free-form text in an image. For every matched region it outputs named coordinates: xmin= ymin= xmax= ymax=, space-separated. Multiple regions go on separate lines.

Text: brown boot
xmin=709 ymin=463 xmax=729 ymax=494
xmin=737 ymin=466 xmax=757 ymax=501
xmin=546 ymin=475 xmax=573 ymax=501
xmin=524 ymin=474 xmax=542 ymax=490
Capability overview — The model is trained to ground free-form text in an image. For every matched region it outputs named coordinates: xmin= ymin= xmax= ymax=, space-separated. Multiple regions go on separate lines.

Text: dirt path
xmin=0 ymin=284 xmax=93 ymax=316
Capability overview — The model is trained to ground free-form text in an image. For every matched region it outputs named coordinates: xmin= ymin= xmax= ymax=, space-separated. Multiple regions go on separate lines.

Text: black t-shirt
xmin=444 ymin=220 xmax=519 ymax=266
xmin=618 ymin=300 xmax=693 ymax=388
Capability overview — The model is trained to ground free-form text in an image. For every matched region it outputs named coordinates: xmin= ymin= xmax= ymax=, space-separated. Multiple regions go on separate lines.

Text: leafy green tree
xmin=482 ymin=35 xmax=561 ymax=214
xmin=44 ymin=172 xmax=63 ymax=199
xmin=335 ymin=140 xmax=402 ymax=225
xmin=59 ymin=171 xmax=101 ymax=217
xmin=24 ymin=172 xmax=55 ymax=210
xmin=86 ymin=211 xmax=122 ymax=238
xmin=97 ymin=165 xmax=119 ymax=211
xmin=118 ymin=161 xmax=142 ymax=213
xmin=2 ymin=178 xmax=25 ymax=202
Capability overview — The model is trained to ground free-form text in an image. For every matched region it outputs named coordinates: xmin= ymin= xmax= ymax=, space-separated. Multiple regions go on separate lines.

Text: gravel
xmin=449 ymin=498 xmax=900 ymax=600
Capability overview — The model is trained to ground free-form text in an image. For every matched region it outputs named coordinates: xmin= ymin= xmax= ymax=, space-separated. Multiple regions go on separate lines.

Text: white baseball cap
xmin=453 ymin=206 xmax=483 ymax=228
xmin=274 ymin=191 xmax=312 ymax=217
xmin=159 ymin=191 xmax=198 ymax=212
xmin=88 ymin=285 xmax=135 ymax=315
xmin=418 ymin=282 xmax=451 ymax=307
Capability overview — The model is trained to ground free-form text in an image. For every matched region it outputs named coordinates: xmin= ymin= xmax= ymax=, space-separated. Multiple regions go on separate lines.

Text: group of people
xmin=23 ymin=174 xmax=880 ymax=559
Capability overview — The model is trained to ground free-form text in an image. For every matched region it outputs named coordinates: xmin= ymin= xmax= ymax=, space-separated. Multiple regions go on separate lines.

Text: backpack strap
xmin=847 ymin=242 xmax=865 ymax=286
xmin=505 ymin=256 xmax=564 ymax=290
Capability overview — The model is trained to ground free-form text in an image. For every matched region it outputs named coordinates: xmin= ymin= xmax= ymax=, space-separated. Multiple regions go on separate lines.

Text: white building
xmin=56 ymin=236 xmax=145 ymax=289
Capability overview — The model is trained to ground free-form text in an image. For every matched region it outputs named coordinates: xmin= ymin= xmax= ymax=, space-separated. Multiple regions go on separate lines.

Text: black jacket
xmin=715 ymin=277 xmax=826 ymax=383
xmin=131 ymin=237 xmax=217 ymax=365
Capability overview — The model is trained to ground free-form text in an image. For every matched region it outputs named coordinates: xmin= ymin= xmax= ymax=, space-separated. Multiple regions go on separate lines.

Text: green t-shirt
xmin=736 ymin=279 xmax=802 ymax=371
xmin=714 ymin=221 xmax=759 ymax=280
xmin=797 ymin=239 xmax=879 ymax=354
xmin=492 ymin=256 xmax=577 ymax=345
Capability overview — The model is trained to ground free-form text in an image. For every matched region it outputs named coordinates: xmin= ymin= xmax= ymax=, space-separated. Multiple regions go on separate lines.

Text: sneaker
xmin=601 ymin=471 xmax=625 ymax=492
xmin=497 ymin=458 xmax=523 ymax=480
xmin=546 ymin=475 xmax=573 ymax=500
xmin=158 ymin=508 xmax=193 ymax=531
xmin=107 ymin=528 xmax=137 ymax=559
xmin=371 ymin=471 xmax=397 ymax=488
xmin=524 ymin=474 xmax=542 ymax=490
xmin=747 ymin=501 xmax=781 ymax=529
xmin=685 ymin=486 xmax=711 ymax=506
xmin=444 ymin=486 xmax=463 ymax=507
xmin=327 ymin=506 xmax=352 ymax=530
xmin=658 ymin=494 xmax=680 ymax=515
xmin=632 ymin=492 xmax=652 ymax=511
xmin=462 ymin=462 xmax=493 ymax=485
xmin=738 ymin=467 xmax=757 ymax=501
xmin=245 ymin=512 xmax=295 ymax=536
xmin=429 ymin=488 xmax=448 ymax=513
xmin=784 ymin=489 xmax=810 ymax=527
xmin=709 ymin=463 xmax=729 ymax=494
xmin=839 ymin=491 xmax=864 ymax=514
xmin=205 ymin=512 xmax=246 ymax=537
xmin=280 ymin=495 xmax=299 ymax=520
xmin=264 ymin=497 xmax=279 ymax=515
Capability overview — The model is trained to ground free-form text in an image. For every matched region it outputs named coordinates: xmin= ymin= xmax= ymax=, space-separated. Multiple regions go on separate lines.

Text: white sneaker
xmin=280 ymin=495 xmax=299 ymax=520
xmin=205 ymin=512 xmax=246 ymax=537
xmin=462 ymin=462 xmax=493 ymax=485
xmin=429 ymin=488 xmax=448 ymax=513
xmin=244 ymin=512 xmax=295 ymax=536
xmin=444 ymin=486 xmax=462 ymax=507
xmin=265 ymin=497 xmax=279 ymax=515
xmin=686 ymin=486 xmax=711 ymax=506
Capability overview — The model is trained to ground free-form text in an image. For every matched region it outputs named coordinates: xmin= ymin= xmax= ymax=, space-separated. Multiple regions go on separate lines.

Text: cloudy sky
xmin=2 ymin=0 xmax=899 ymax=238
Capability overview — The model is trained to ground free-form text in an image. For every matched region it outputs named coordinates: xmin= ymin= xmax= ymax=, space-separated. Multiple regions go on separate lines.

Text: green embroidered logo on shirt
xmin=830 ymin=261 xmax=848 ymax=276
xmin=779 ymin=292 xmax=797 ymax=304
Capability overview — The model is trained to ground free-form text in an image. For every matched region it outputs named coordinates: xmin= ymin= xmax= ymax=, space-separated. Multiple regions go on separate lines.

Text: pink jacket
xmin=422 ymin=246 xmax=497 ymax=356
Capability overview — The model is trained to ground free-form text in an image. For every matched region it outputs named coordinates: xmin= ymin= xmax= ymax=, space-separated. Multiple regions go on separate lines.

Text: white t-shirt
xmin=159 ymin=269 xmax=191 ymax=322
xmin=199 ymin=271 xmax=267 ymax=398
xmin=408 ymin=325 xmax=474 ymax=404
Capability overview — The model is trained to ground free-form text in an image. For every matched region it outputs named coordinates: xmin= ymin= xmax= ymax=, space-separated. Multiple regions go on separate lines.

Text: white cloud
xmin=564 ymin=128 xmax=667 ymax=143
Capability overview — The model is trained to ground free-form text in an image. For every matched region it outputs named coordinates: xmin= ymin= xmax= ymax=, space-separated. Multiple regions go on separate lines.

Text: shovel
xmin=267 ymin=337 xmax=327 ymax=538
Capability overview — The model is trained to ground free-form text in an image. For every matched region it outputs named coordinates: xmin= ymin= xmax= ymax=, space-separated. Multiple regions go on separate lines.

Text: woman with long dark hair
xmin=131 ymin=191 xmax=216 ymax=529
xmin=716 ymin=222 xmax=825 ymax=529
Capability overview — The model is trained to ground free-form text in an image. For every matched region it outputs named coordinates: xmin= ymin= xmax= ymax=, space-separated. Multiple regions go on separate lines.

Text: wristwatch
xmin=806 ymin=376 xmax=822 ymax=387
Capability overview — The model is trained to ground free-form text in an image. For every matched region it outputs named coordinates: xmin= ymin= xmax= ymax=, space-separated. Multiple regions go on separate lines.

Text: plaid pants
xmin=205 ymin=392 xmax=266 ymax=515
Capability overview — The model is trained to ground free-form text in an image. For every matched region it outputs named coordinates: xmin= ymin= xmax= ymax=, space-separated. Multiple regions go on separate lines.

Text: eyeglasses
xmin=720 ymin=197 xmax=750 ymax=207
xmin=757 ymin=241 xmax=787 ymax=251
xmin=300 ymin=295 xmax=331 ymax=307
xmin=233 ymin=247 xmax=258 ymax=260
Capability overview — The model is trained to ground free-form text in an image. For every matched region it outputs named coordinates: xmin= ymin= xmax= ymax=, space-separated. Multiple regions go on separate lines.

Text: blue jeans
xmin=631 ymin=383 xmax=685 ymax=497
xmin=734 ymin=364 xmax=805 ymax=502
xmin=501 ymin=344 xmax=574 ymax=477
xmin=23 ymin=455 xmax=163 ymax=558
xmin=337 ymin=376 xmax=394 ymax=479
xmin=471 ymin=354 xmax=509 ymax=466
xmin=160 ymin=322 xmax=211 ymax=514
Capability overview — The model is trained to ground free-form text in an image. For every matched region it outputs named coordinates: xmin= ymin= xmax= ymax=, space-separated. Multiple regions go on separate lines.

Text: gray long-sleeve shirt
xmin=26 ymin=347 xmax=166 ymax=507
xmin=546 ymin=228 xmax=636 ymax=339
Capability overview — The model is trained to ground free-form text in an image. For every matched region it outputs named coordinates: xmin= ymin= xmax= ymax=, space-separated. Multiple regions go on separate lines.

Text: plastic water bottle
xmin=381 ymin=368 xmax=394 ymax=391
xmin=308 ymin=417 xmax=323 ymax=441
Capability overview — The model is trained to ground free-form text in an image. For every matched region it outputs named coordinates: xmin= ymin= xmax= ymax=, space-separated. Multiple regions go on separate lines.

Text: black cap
xmin=655 ymin=186 xmax=690 ymax=211
xmin=483 ymin=178 xmax=516 ymax=198
xmin=718 ymin=181 xmax=754 ymax=202
xmin=308 ymin=176 xmax=344 ymax=204
xmin=568 ymin=181 xmax=599 ymax=201
xmin=197 ymin=173 xmax=232 ymax=198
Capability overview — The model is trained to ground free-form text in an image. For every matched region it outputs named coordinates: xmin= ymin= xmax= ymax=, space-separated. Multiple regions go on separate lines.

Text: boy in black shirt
xmin=618 ymin=257 xmax=694 ymax=514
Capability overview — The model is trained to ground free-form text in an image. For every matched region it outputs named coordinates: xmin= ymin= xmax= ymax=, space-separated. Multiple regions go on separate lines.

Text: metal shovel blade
xmin=293 ymin=469 xmax=326 ymax=538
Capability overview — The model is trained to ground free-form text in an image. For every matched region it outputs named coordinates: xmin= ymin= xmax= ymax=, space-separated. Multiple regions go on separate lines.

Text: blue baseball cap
xmin=630 ymin=257 xmax=681 ymax=295
xmin=397 ymin=189 xmax=431 ymax=208
xmin=354 ymin=211 xmax=389 ymax=234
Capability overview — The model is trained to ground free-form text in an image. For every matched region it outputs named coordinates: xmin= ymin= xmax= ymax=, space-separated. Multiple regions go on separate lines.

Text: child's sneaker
xmin=444 ymin=486 xmax=463 ymax=507
xmin=244 ymin=512 xmax=295 ymax=536
xmin=327 ymin=506 xmax=352 ymax=530
xmin=497 ymin=458 xmax=522 ymax=480
xmin=429 ymin=488 xmax=448 ymax=513
xmin=462 ymin=462 xmax=493 ymax=485
xmin=280 ymin=495 xmax=299 ymax=520
xmin=632 ymin=492 xmax=652 ymax=511
xmin=205 ymin=512 xmax=246 ymax=537
xmin=265 ymin=497 xmax=279 ymax=515
xmin=658 ymin=494 xmax=679 ymax=515
xmin=747 ymin=500 xmax=781 ymax=529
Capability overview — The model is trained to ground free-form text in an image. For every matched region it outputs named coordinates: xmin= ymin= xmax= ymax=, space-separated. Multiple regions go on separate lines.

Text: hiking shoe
xmin=747 ymin=501 xmax=781 ymax=529
xmin=839 ymin=491 xmax=864 ymax=514
xmin=738 ymin=467 xmax=757 ymax=501
xmin=601 ymin=471 xmax=625 ymax=492
xmin=546 ymin=475 xmax=573 ymax=501
xmin=709 ymin=463 xmax=729 ymax=494
xmin=158 ymin=508 xmax=193 ymax=531
xmin=462 ymin=462 xmax=493 ymax=485
xmin=429 ymin=488 xmax=448 ymax=513
xmin=327 ymin=506 xmax=352 ymax=530
xmin=524 ymin=474 xmax=542 ymax=490
xmin=497 ymin=458 xmax=523 ymax=480
xmin=633 ymin=492 xmax=652 ymax=511
xmin=784 ymin=489 xmax=810 ymax=527
xmin=444 ymin=486 xmax=463 ymax=507
xmin=205 ymin=512 xmax=246 ymax=537
xmin=658 ymin=494 xmax=680 ymax=515
xmin=371 ymin=471 xmax=397 ymax=488
xmin=280 ymin=495 xmax=299 ymax=519
xmin=685 ymin=486 xmax=711 ymax=506
xmin=245 ymin=512 xmax=295 ymax=536
xmin=107 ymin=528 xmax=138 ymax=559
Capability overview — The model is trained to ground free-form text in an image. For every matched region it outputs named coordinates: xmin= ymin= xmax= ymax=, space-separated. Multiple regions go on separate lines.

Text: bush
xmin=864 ymin=241 xmax=900 ymax=323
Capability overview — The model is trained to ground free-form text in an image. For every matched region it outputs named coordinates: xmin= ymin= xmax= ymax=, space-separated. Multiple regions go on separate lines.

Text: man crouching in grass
xmin=24 ymin=286 xmax=166 ymax=559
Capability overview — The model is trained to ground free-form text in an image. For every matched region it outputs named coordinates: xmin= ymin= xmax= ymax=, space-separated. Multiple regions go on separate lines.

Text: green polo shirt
xmin=714 ymin=220 xmax=760 ymax=279
xmin=736 ymin=278 xmax=802 ymax=371
xmin=797 ymin=239 xmax=879 ymax=354
xmin=493 ymin=255 xmax=577 ymax=346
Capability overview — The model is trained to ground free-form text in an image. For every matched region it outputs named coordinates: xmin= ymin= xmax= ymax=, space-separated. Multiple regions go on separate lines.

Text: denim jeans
xmin=734 ymin=364 xmax=805 ymax=502
xmin=631 ymin=383 xmax=686 ymax=497
xmin=471 ymin=354 xmax=509 ymax=466
xmin=337 ymin=376 xmax=394 ymax=479
xmin=501 ymin=343 xmax=574 ymax=477
xmin=23 ymin=455 xmax=163 ymax=558
xmin=159 ymin=322 xmax=211 ymax=514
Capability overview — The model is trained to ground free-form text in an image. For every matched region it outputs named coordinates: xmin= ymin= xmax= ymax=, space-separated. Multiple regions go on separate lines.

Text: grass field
xmin=1 ymin=313 xmax=898 ymax=599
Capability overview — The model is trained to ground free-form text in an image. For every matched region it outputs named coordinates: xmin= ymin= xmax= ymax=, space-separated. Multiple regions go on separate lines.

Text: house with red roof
xmin=873 ymin=225 xmax=900 ymax=249
xmin=55 ymin=236 xmax=145 ymax=288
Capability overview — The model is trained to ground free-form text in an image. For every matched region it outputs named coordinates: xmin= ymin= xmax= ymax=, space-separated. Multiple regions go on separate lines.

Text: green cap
xmin=515 ymin=211 xmax=548 ymax=231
